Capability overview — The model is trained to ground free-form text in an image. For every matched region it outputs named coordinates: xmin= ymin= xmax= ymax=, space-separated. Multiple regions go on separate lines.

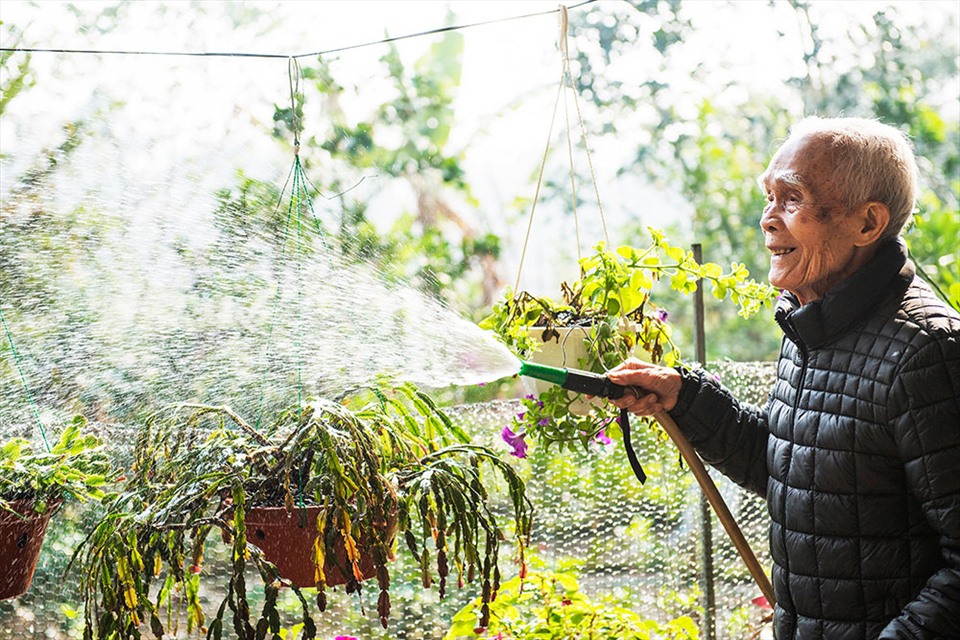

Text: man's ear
xmin=853 ymin=201 xmax=890 ymax=247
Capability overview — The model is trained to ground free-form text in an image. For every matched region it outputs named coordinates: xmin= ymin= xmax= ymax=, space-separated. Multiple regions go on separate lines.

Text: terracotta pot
xmin=244 ymin=505 xmax=397 ymax=588
xmin=0 ymin=499 xmax=59 ymax=601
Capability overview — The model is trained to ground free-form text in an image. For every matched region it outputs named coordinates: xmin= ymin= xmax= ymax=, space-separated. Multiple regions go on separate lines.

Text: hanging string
xmin=513 ymin=3 xmax=606 ymax=292
xmin=255 ymin=167 xmax=299 ymax=430
xmin=0 ymin=305 xmax=51 ymax=452
xmin=559 ymin=6 xmax=582 ymax=264
xmin=288 ymin=57 xmax=302 ymax=150
xmin=255 ymin=59 xmax=330 ymax=429
xmin=563 ymin=8 xmax=610 ymax=248
xmin=512 ymin=77 xmax=564 ymax=294
xmin=295 ymin=166 xmax=305 ymax=410
xmin=290 ymin=57 xmax=305 ymax=411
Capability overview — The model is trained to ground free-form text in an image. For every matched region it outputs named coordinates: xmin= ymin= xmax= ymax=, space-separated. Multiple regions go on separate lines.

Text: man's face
xmin=759 ymin=134 xmax=866 ymax=304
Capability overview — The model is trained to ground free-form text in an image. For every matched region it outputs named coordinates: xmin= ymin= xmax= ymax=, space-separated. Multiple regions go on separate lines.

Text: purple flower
xmin=594 ymin=427 xmax=612 ymax=446
xmin=501 ymin=425 xmax=528 ymax=459
xmin=655 ymin=307 xmax=669 ymax=322
xmin=524 ymin=394 xmax=536 ymax=400
xmin=538 ymin=417 xmax=551 ymax=427
xmin=335 ymin=636 xmax=359 ymax=640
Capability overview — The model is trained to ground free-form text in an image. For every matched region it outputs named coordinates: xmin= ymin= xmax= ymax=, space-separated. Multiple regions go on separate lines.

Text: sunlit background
xmin=2 ymin=1 xmax=958 ymax=638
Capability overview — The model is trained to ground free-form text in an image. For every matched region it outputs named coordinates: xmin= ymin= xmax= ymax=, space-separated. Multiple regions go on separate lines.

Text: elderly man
xmin=608 ymin=117 xmax=960 ymax=639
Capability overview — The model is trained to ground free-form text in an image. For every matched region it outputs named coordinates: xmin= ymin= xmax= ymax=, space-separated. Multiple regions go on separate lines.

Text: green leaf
xmin=629 ymin=268 xmax=653 ymax=292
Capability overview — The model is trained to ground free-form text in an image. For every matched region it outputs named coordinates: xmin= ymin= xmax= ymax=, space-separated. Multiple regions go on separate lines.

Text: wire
xmin=0 ymin=1 xmax=597 ymax=61
xmin=0 ymin=304 xmax=51 ymax=452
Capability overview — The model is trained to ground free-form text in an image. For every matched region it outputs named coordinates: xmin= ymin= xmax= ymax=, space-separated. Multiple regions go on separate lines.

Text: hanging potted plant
xmin=70 ymin=383 xmax=532 ymax=638
xmin=480 ymin=227 xmax=777 ymax=451
xmin=0 ymin=416 xmax=114 ymax=600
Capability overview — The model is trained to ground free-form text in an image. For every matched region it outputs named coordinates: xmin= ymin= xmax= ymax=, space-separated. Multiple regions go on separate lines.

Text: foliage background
xmin=1 ymin=1 xmax=958 ymax=638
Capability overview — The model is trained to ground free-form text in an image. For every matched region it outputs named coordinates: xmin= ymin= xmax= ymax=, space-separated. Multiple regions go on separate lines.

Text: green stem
xmin=0 ymin=304 xmax=51 ymax=452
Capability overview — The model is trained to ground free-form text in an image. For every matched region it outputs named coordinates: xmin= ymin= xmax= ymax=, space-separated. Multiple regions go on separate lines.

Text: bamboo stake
xmin=653 ymin=410 xmax=776 ymax=607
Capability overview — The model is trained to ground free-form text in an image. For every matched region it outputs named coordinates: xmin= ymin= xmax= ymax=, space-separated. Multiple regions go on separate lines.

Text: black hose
xmin=619 ymin=407 xmax=646 ymax=485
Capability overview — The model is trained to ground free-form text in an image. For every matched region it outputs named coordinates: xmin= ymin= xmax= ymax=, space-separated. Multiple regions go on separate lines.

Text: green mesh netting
xmin=1 ymin=361 xmax=776 ymax=639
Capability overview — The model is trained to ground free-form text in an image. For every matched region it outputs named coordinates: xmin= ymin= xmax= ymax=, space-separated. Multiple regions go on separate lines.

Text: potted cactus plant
xmin=70 ymin=383 xmax=532 ymax=638
xmin=0 ymin=416 xmax=114 ymax=600
xmin=480 ymin=227 xmax=776 ymax=452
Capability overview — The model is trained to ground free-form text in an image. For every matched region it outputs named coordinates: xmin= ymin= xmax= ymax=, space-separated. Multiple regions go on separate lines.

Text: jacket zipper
xmin=782 ymin=318 xmax=807 ymax=624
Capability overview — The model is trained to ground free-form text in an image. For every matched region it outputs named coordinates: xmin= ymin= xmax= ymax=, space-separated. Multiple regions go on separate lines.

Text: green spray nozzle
xmin=518 ymin=360 xmax=627 ymax=400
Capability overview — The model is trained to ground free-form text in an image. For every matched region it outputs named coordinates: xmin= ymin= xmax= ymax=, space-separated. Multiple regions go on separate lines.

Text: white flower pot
xmin=527 ymin=325 xmax=604 ymax=416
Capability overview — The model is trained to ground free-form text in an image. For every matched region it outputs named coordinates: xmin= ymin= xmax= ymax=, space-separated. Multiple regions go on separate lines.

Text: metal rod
xmin=692 ymin=243 xmax=716 ymax=640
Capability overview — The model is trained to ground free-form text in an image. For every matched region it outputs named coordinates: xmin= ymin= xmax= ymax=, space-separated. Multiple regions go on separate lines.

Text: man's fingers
xmin=608 ymin=357 xmax=649 ymax=375
xmin=611 ymin=391 xmax=661 ymax=416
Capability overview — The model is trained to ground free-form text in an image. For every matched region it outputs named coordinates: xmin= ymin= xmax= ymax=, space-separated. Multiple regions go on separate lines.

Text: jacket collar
xmin=774 ymin=238 xmax=914 ymax=350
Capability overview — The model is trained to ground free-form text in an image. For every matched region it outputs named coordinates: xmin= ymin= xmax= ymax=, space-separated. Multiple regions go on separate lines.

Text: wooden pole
xmin=653 ymin=410 xmax=776 ymax=607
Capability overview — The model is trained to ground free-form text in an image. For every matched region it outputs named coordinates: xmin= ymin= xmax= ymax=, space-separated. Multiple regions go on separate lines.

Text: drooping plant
xmin=1 ymin=416 xmax=114 ymax=515
xmin=70 ymin=384 xmax=531 ymax=639
xmin=0 ymin=416 xmax=116 ymax=602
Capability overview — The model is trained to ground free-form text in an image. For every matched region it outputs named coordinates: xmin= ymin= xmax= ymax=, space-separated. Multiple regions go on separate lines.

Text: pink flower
xmin=335 ymin=636 xmax=359 ymax=640
xmin=501 ymin=425 xmax=528 ymax=459
xmin=594 ymin=427 xmax=612 ymax=446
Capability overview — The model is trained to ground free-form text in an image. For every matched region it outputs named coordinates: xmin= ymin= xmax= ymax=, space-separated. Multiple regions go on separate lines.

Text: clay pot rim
xmin=0 ymin=498 xmax=64 ymax=523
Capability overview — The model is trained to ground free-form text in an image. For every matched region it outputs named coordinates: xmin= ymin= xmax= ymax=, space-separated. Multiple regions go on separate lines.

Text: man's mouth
xmin=770 ymin=248 xmax=795 ymax=256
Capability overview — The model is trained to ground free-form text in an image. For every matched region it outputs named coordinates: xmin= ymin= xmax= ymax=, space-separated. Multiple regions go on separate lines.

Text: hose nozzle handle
xmin=518 ymin=361 xmax=626 ymax=399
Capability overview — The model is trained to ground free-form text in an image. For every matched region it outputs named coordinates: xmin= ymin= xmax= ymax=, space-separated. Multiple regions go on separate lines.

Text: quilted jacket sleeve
xmin=880 ymin=336 xmax=960 ymax=639
xmin=666 ymin=367 xmax=770 ymax=497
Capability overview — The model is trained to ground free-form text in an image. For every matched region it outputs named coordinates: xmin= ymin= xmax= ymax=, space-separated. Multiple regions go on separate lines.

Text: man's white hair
xmin=786 ymin=116 xmax=920 ymax=239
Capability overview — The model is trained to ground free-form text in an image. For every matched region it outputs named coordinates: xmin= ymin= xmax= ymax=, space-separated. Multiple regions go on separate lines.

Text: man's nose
xmin=760 ymin=204 xmax=779 ymax=232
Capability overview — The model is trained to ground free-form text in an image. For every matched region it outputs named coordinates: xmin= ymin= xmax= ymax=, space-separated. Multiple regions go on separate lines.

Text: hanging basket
xmin=0 ymin=499 xmax=60 ymax=601
xmin=245 ymin=505 xmax=398 ymax=588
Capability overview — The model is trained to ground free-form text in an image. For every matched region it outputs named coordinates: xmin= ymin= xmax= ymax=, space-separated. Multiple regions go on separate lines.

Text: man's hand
xmin=606 ymin=358 xmax=683 ymax=415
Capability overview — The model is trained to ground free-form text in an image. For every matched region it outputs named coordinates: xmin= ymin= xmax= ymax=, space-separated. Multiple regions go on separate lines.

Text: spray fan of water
xmin=291 ymin=252 xmax=523 ymax=392
xmin=1 ymin=202 xmax=522 ymax=435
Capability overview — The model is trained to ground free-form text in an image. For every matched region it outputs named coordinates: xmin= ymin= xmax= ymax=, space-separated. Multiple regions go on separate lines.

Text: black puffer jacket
xmin=669 ymin=240 xmax=960 ymax=639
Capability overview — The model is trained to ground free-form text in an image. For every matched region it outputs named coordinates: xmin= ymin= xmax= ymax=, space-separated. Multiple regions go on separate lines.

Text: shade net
xmin=1 ymin=361 xmax=776 ymax=640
